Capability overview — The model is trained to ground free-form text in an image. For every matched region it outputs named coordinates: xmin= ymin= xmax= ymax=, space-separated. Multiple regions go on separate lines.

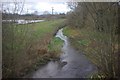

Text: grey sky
xmin=1 ymin=1 xmax=71 ymax=15
xmin=2 ymin=0 xmax=116 ymax=15
xmin=23 ymin=2 xmax=70 ymax=14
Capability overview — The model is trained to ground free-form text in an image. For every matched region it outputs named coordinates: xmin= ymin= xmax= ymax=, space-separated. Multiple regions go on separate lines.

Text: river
xmin=2 ymin=20 xmax=44 ymax=24
xmin=25 ymin=28 xmax=97 ymax=78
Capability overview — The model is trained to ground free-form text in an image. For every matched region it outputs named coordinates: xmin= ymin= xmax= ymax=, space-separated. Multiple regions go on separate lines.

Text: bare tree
xmin=67 ymin=2 xmax=119 ymax=78
xmin=2 ymin=0 xmax=37 ymax=77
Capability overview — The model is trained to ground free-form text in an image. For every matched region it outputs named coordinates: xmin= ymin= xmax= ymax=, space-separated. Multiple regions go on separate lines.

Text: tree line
xmin=66 ymin=2 xmax=119 ymax=78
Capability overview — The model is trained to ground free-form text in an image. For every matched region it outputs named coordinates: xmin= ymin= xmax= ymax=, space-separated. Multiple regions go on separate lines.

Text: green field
xmin=2 ymin=19 xmax=65 ymax=78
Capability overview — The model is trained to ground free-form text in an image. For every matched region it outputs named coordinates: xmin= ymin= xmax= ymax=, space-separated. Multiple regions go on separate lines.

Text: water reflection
xmin=2 ymin=19 xmax=44 ymax=24
xmin=26 ymin=28 xmax=97 ymax=78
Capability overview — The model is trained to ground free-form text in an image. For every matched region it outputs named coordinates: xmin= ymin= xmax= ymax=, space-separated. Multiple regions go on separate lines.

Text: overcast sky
xmin=2 ymin=0 xmax=116 ymax=15
xmin=24 ymin=2 xmax=70 ymax=14
xmin=2 ymin=1 xmax=71 ymax=15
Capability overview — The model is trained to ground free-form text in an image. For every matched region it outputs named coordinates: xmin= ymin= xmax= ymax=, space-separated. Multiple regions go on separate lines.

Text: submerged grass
xmin=48 ymin=37 xmax=64 ymax=53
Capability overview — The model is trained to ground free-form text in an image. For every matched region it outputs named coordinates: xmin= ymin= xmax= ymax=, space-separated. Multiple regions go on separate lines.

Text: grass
xmin=63 ymin=26 xmax=118 ymax=78
xmin=48 ymin=37 xmax=64 ymax=58
xmin=2 ymin=19 xmax=65 ymax=78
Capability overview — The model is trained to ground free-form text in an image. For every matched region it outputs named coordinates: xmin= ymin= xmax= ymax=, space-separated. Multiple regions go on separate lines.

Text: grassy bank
xmin=2 ymin=19 xmax=65 ymax=78
xmin=48 ymin=37 xmax=64 ymax=58
xmin=63 ymin=26 xmax=118 ymax=78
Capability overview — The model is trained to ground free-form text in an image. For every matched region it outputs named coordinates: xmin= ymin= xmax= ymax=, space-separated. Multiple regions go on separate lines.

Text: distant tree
xmin=43 ymin=11 xmax=50 ymax=15
xmin=33 ymin=11 xmax=38 ymax=15
xmin=59 ymin=13 xmax=65 ymax=15
xmin=55 ymin=12 xmax=58 ymax=15
xmin=67 ymin=2 xmax=87 ymax=28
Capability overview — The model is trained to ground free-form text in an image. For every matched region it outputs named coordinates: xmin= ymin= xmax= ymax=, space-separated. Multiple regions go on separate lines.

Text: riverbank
xmin=25 ymin=28 xmax=97 ymax=78
xmin=63 ymin=26 xmax=101 ymax=64
xmin=63 ymin=26 xmax=118 ymax=78
xmin=2 ymin=19 xmax=65 ymax=78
